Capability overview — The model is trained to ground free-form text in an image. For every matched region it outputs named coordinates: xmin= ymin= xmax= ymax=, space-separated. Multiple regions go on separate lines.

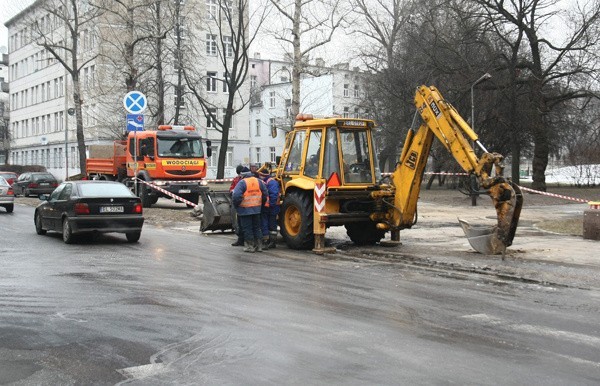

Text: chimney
xmin=254 ymin=52 xmax=261 ymax=59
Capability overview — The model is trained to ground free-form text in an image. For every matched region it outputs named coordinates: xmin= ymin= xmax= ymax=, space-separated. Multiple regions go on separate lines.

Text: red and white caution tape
xmin=382 ymin=171 xmax=469 ymax=177
xmin=518 ymin=186 xmax=593 ymax=204
xmin=135 ymin=178 xmax=197 ymax=207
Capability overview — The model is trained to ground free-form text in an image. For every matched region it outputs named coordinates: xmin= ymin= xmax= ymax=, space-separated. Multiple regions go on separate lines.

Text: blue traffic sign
xmin=123 ymin=91 xmax=147 ymax=114
xmin=127 ymin=114 xmax=144 ymax=132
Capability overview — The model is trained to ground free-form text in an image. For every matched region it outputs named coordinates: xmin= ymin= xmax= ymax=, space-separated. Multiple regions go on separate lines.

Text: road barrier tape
xmin=518 ymin=186 xmax=592 ymax=204
xmin=135 ymin=178 xmax=197 ymax=207
xmin=206 ymin=178 xmax=234 ymax=183
xmin=382 ymin=171 xmax=469 ymax=177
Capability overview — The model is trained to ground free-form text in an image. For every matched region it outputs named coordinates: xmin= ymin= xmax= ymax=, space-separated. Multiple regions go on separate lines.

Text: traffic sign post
xmin=123 ymin=92 xmax=147 ymax=196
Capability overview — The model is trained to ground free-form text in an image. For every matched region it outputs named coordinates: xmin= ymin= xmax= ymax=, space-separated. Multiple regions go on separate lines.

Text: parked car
xmin=0 ymin=176 xmax=15 ymax=213
xmin=13 ymin=172 xmax=59 ymax=197
xmin=0 ymin=171 xmax=18 ymax=186
xmin=34 ymin=181 xmax=144 ymax=244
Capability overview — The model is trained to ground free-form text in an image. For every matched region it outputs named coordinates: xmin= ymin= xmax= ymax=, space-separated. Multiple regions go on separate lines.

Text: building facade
xmin=4 ymin=0 xmax=250 ymax=180
xmin=248 ymin=56 xmax=368 ymax=165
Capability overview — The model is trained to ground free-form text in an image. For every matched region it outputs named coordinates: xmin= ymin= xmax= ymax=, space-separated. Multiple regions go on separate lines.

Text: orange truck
xmin=86 ymin=125 xmax=212 ymax=207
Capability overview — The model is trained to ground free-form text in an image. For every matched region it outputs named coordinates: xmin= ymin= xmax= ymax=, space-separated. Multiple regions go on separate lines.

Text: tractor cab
xmin=278 ymin=115 xmax=381 ymax=193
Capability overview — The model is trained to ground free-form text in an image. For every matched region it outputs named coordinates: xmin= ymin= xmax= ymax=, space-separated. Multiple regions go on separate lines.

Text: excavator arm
xmin=387 ymin=85 xmax=523 ymax=254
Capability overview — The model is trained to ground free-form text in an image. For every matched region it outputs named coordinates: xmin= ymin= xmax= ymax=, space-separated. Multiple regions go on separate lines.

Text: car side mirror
xmin=39 ymin=194 xmax=48 ymax=201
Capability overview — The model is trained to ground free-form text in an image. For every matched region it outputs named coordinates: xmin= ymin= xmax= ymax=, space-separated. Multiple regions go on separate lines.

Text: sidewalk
xmin=327 ymin=200 xmax=600 ymax=289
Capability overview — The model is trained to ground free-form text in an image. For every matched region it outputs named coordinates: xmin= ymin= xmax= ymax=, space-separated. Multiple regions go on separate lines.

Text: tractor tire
xmin=140 ymin=182 xmax=153 ymax=208
xmin=346 ymin=222 xmax=385 ymax=246
xmin=186 ymin=193 xmax=200 ymax=208
xmin=280 ymin=190 xmax=314 ymax=250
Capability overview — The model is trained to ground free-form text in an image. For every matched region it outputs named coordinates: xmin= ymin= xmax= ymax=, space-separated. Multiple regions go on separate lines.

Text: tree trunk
xmin=291 ymin=0 xmax=302 ymax=118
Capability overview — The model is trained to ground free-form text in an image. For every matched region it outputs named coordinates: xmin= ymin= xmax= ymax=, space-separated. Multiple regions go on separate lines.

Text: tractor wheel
xmin=186 ymin=193 xmax=200 ymax=208
xmin=140 ymin=182 xmax=153 ymax=208
xmin=346 ymin=222 xmax=385 ymax=246
xmin=280 ymin=190 xmax=314 ymax=250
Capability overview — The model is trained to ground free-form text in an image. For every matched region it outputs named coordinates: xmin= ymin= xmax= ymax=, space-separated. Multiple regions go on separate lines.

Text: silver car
xmin=0 ymin=176 xmax=15 ymax=213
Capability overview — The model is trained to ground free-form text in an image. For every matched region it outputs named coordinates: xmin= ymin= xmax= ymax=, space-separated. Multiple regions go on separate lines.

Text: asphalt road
xmin=1 ymin=204 xmax=600 ymax=385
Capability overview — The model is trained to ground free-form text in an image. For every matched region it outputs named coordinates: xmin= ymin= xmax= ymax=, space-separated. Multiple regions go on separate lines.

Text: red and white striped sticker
xmin=314 ymin=182 xmax=326 ymax=212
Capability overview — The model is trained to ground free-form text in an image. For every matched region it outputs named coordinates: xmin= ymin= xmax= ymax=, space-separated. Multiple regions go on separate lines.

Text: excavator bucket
xmin=199 ymin=190 xmax=236 ymax=232
xmin=459 ymin=182 xmax=523 ymax=255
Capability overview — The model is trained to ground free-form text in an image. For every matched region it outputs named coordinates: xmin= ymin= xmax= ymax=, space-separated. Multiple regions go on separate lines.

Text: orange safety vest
xmin=240 ymin=177 xmax=262 ymax=208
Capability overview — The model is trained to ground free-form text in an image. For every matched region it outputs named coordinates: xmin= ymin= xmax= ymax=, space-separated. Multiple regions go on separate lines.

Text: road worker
xmin=259 ymin=168 xmax=280 ymax=249
xmin=232 ymin=170 xmax=267 ymax=252
xmin=230 ymin=165 xmax=249 ymax=247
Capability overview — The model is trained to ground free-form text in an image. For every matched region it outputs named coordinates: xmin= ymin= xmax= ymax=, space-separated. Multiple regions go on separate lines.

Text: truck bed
xmin=86 ymin=141 xmax=127 ymax=177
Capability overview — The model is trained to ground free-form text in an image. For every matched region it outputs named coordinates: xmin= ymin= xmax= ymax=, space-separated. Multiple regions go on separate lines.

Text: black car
xmin=34 ymin=181 xmax=144 ymax=243
xmin=13 ymin=172 xmax=59 ymax=197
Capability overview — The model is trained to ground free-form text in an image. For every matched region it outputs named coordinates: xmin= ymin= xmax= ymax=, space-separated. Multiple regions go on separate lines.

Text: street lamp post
xmin=469 ymin=73 xmax=492 ymax=206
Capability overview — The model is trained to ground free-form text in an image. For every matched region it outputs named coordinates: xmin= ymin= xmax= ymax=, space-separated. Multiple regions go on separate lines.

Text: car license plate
xmin=100 ymin=206 xmax=124 ymax=213
xmin=40 ymin=183 xmax=50 ymax=186
xmin=179 ymin=189 xmax=191 ymax=194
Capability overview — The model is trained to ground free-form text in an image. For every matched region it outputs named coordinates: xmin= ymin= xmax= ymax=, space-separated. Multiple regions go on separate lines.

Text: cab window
xmin=285 ymin=130 xmax=305 ymax=174
xmin=323 ymin=127 xmax=341 ymax=181
xmin=303 ymin=130 xmax=322 ymax=178
xmin=340 ymin=129 xmax=372 ymax=183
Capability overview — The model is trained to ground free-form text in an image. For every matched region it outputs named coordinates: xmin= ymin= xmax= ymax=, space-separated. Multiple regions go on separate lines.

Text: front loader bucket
xmin=199 ymin=191 xmax=236 ymax=232
xmin=459 ymin=181 xmax=523 ymax=255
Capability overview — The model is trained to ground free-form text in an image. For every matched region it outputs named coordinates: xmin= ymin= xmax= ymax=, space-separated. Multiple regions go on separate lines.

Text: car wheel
xmin=35 ymin=212 xmax=46 ymax=235
xmin=5 ymin=204 xmax=14 ymax=213
xmin=126 ymin=231 xmax=141 ymax=243
xmin=24 ymin=189 xmax=30 ymax=197
xmin=62 ymin=219 xmax=75 ymax=244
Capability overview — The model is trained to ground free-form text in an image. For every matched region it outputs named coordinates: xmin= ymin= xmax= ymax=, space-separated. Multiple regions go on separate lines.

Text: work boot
xmin=243 ymin=240 xmax=255 ymax=253
xmin=254 ymin=238 xmax=263 ymax=252
xmin=231 ymin=237 xmax=244 ymax=246
xmin=267 ymin=233 xmax=277 ymax=249
xmin=262 ymin=236 xmax=270 ymax=250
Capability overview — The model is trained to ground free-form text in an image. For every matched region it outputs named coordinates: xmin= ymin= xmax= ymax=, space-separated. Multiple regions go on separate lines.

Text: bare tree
xmin=184 ymin=0 xmax=268 ymax=179
xmin=475 ymin=0 xmax=600 ymax=191
xmin=268 ymin=0 xmax=346 ymax=117
xmin=30 ymin=0 xmax=104 ymax=176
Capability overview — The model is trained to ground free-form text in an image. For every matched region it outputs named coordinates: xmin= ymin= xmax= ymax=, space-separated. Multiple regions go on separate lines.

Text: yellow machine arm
xmin=388 ymin=85 xmax=523 ymax=254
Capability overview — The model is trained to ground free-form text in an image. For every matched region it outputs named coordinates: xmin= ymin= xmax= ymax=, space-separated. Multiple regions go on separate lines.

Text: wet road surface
xmin=1 ymin=205 xmax=600 ymax=384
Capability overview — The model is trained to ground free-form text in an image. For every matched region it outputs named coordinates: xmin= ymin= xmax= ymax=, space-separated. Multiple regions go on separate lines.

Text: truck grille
xmin=166 ymin=170 xmax=199 ymax=176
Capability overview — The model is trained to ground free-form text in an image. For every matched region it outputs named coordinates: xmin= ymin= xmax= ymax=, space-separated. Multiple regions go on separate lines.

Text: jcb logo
xmin=405 ymin=151 xmax=418 ymax=170
xmin=429 ymin=101 xmax=442 ymax=118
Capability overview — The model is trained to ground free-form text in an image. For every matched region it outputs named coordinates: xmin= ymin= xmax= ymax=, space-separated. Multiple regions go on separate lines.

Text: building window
xmin=354 ymin=107 xmax=359 ymax=118
xmin=250 ymin=75 xmax=257 ymax=88
xmin=207 ymin=108 xmax=217 ymax=128
xmin=226 ymin=147 xmax=233 ymax=167
xmin=207 ymin=71 xmax=217 ymax=92
xmin=354 ymin=85 xmax=360 ymax=98
xmin=206 ymin=34 xmax=217 ymax=56
xmin=343 ymin=107 xmax=349 ymax=118
xmin=255 ymin=119 xmax=261 ymax=136
xmin=270 ymin=147 xmax=276 ymax=162
xmin=269 ymin=91 xmax=275 ymax=108
xmin=255 ymin=147 xmax=261 ymax=164
xmin=206 ymin=0 xmax=217 ymax=20
xmin=222 ymin=72 xmax=229 ymax=93
xmin=223 ymin=35 xmax=233 ymax=57
xmin=343 ymin=84 xmax=350 ymax=97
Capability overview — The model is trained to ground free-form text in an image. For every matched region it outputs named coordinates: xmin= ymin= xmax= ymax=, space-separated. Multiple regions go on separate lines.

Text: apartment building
xmin=4 ymin=0 xmax=249 ymax=180
xmin=248 ymin=56 xmax=368 ymax=165
xmin=0 ymin=51 xmax=8 ymax=164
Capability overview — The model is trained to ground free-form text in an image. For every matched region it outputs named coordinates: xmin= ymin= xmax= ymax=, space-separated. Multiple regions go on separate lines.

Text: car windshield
xmin=78 ymin=183 xmax=134 ymax=198
xmin=157 ymin=138 xmax=204 ymax=158
xmin=32 ymin=174 xmax=55 ymax=181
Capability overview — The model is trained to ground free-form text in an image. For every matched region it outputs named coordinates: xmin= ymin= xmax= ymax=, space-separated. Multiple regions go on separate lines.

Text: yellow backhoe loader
xmin=201 ymin=85 xmax=523 ymax=255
